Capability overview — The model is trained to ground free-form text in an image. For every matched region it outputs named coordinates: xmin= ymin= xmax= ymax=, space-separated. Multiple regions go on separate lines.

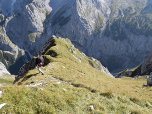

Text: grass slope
xmin=0 ymin=37 xmax=152 ymax=113
xmin=0 ymin=73 xmax=15 ymax=85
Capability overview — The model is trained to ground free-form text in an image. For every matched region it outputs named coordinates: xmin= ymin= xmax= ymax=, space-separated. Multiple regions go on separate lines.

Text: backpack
xmin=39 ymin=56 xmax=44 ymax=66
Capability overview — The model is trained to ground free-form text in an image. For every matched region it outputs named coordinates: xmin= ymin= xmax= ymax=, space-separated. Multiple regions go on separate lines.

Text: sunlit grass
xmin=0 ymin=37 xmax=152 ymax=113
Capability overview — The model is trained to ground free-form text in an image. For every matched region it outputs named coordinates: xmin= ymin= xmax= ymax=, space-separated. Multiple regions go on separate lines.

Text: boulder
xmin=147 ymin=72 xmax=152 ymax=86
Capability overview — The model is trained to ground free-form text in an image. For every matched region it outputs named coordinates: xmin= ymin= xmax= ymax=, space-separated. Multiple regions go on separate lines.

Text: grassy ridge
xmin=0 ymin=37 xmax=152 ymax=113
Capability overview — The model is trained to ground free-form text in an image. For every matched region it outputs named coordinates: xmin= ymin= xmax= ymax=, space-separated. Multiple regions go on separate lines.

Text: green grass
xmin=1 ymin=76 xmax=152 ymax=113
xmin=28 ymin=33 xmax=35 ymax=42
xmin=0 ymin=36 xmax=152 ymax=113
xmin=94 ymin=13 xmax=103 ymax=33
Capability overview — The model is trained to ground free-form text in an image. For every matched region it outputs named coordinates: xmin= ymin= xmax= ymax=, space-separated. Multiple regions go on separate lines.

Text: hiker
xmin=35 ymin=53 xmax=44 ymax=75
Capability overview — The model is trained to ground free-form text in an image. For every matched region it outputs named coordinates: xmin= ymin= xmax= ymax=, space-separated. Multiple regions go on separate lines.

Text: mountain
xmin=116 ymin=49 xmax=152 ymax=78
xmin=0 ymin=36 xmax=152 ymax=113
xmin=0 ymin=0 xmax=152 ymax=74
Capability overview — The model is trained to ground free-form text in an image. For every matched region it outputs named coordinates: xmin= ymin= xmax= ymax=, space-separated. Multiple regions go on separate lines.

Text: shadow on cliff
xmin=9 ymin=56 xmax=25 ymax=75
xmin=9 ymin=51 xmax=31 ymax=75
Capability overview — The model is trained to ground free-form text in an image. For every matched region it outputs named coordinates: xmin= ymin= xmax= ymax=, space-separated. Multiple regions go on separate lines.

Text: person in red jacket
xmin=35 ymin=53 xmax=44 ymax=75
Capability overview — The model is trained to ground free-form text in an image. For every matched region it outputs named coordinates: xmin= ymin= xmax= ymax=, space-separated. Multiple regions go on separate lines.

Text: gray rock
xmin=141 ymin=50 xmax=152 ymax=75
xmin=0 ymin=62 xmax=10 ymax=76
xmin=115 ymin=70 xmax=133 ymax=78
xmin=146 ymin=72 xmax=152 ymax=86
xmin=150 ymin=72 xmax=152 ymax=77
xmin=147 ymin=77 xmax=152 ymax=86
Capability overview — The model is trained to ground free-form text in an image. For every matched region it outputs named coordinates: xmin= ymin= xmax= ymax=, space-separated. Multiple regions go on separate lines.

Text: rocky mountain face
xmin=0 ymin=62 xmax=10 ymax=76
xmin=141 ymin=0 xmax=152 ymax=14
xmin=0 ymin=0 xmax=152 ymax=74
xmin=116 ymin=49 xmax=152 ymax=78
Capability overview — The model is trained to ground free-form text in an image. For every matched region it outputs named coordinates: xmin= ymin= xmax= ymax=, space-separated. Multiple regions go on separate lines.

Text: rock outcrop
xmin=0 ymin=62 xmax=10 ymax=76
xmin=147 ymin=73 xmax=152 ymax=86
xmin=140 ymin=50 xmax=152 ymax=75
xmin=116 ymin=49 xmax=152 ymax=78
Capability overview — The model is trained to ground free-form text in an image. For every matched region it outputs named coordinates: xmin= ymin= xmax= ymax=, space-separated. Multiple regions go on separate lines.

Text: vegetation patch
xmin=94 ymin=13 xmax=104 ymax=33
xmin=28 ymin=33 xmax=35 ymax=42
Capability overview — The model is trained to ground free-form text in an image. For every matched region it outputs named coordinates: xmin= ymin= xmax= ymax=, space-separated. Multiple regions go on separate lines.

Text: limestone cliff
xmin=0 ymin=0 xmax=152 ymax=75
xmin=0 ymin=62 xmax=10 ymax=76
